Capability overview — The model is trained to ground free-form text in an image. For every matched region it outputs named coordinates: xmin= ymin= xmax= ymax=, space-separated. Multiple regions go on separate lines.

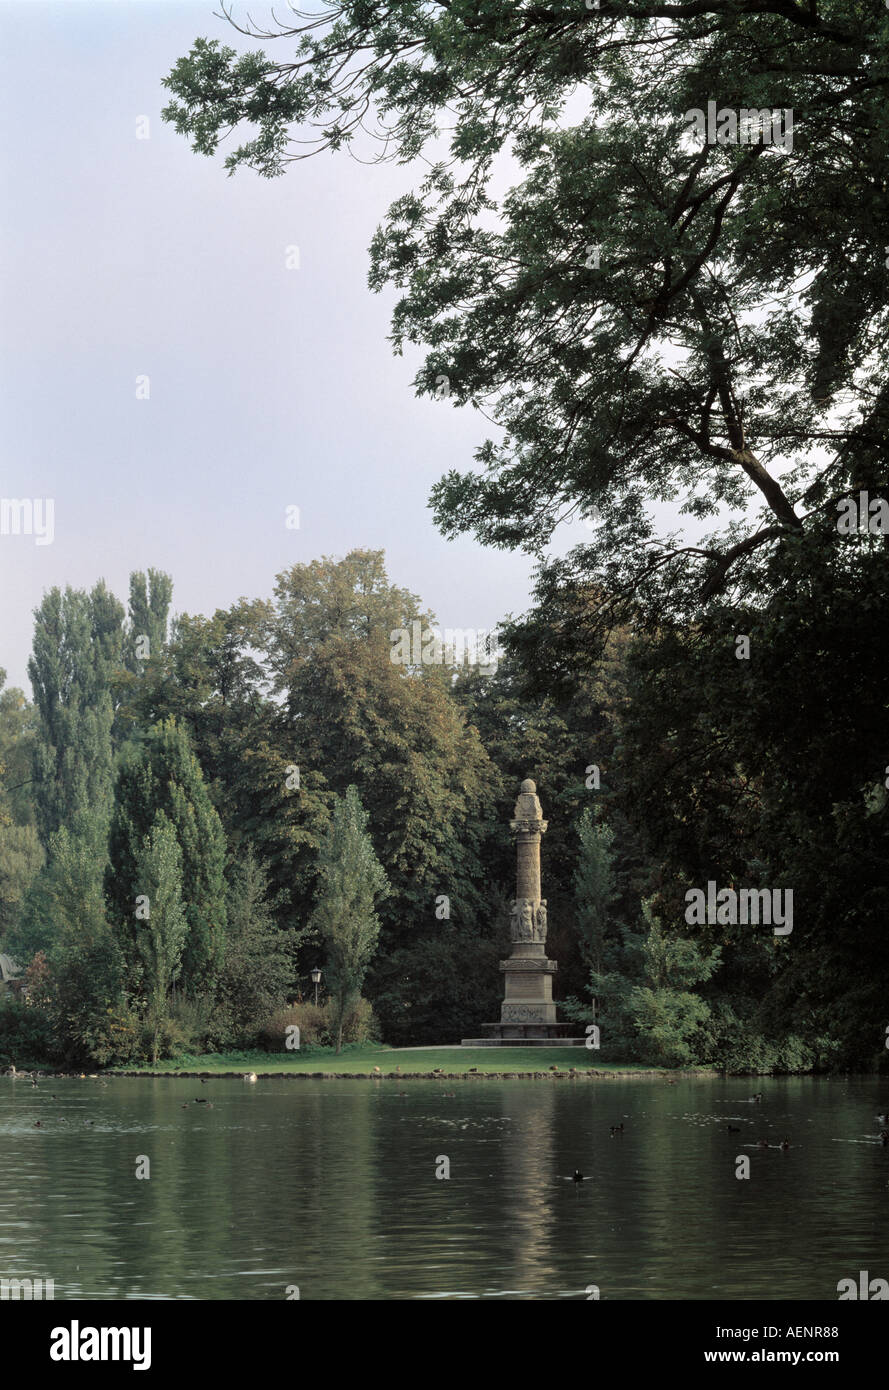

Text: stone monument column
xmin=499 ymin=778 xmax=558 ymax=1031
xmin=463 ymin=776 xmax=582 ymax=1045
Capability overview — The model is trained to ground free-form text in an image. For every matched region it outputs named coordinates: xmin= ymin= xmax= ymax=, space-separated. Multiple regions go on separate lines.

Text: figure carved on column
xmin=534 ymin=900 xmax=547 ymax=943
xmin=520 ymin=900 xmax=534 ymax=941
xmin=509 ymin=899 xmax=519 ymax=940
xmin=510 ymin=899 xmax=536 ymax=942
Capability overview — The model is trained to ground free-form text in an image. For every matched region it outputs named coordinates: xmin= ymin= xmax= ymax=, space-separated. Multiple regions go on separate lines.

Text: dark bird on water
xmin=727 ymin=1125 xmax=740 ymax=1133
xmin=610 ymin=1124 xmax=624 ymax=1136
xmin=780 ymin=1138 xmax=790 ymax=1151
xmin=33 ymin=1120 xmax=42 ymax=1128
xmin=880 ymin=1130 xmax=889 ymax=1146
xmin=573 ymin=1170 xmax=584 ymax=1183
xmin=757 ymin=1139 xmax=769 ymax=1148
xmin=750 ymin=1093 xmax=763 ymax=1103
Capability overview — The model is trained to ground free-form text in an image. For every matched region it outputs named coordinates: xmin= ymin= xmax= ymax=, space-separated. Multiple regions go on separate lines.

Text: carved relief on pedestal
xmin=501 ymin=1004 xmax=548 ymax=1023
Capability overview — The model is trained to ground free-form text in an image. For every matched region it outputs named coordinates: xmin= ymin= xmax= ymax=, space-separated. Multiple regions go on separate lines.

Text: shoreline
xmin=2 ymin=1066 xmax=861 ymax=1079
xmin=105 ymin=1066 xmax=721 ymax=1080
xmin=3 ymin=1064 xmax=724 ymax=1081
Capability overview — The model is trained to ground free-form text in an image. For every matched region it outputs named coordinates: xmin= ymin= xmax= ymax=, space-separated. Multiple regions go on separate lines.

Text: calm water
xmin=0 ymin=1074 xmax=886 ymax=1300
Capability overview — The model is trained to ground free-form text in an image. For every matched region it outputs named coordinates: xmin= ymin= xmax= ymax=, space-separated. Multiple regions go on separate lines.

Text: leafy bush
xmin=137 ymin=1014 xmax=187 ymax=1064
xmin=0 ymin=996 xmax=57 ymax=1065
xmin=257 ymin=996 xmax=379 ymax=1051
xmin=71 ymin=1005 xmax=143 ymax=1068
xmin=168 ymin=994 xmax=217 ymax=1053
xmin=695 ymin=1002 xmax=825 ymax=1074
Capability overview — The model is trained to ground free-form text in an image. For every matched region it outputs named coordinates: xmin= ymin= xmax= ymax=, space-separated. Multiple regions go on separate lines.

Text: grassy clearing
xmin=109 ymin=1045 xmax=693 ymax=1076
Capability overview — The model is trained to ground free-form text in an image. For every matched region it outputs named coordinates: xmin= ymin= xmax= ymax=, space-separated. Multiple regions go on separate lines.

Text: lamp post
xmin=311 ymin=967 xmax=322 ymax=1008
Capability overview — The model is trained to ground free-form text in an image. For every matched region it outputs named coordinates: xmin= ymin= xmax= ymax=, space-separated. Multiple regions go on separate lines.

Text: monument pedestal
xmin=462 ymin=1026 xmax=587 ymax=1046
xmin=500 ymin=942 xmax=557 ymax=1022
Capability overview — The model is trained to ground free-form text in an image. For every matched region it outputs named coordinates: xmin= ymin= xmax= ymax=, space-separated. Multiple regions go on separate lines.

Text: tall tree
xmin=309 ymin=786 xmax=389 ymax=1054
xmin=11 ymin=807 xmax=129 ymax=1067
xmin=134 ymin=812 xmax=188 ymax=1064
xmin=628 ymin=902 xmax=722 ymax=1068
xmin=0 ymin=670 xmax=38 ymax=826
xmin=125 ymin=568 xmax=173 ymax=672
xmin=0 ymin=670 xmax=42 ymax=942
xmin=573 ymin=807 xmax=616 ymax=1022
xmin=117 ymin=597 xmax=330 ymax=939
xmin=267 ymin=551 xmax=495 ymax=949
xmin=211 ymin=849 xmax=299 ymax=1048
xmin=106 ymin=719 xmax=227 ymax=993
xmin=162 ymin=4 xmax=888 ymax=634
xmin=28 ymin=583 xmax=125 ymax=844
xmin=0 ymin=823 xmax=43 ymax=944
xmin=618 ymin=520 xmax=889 ymax=1069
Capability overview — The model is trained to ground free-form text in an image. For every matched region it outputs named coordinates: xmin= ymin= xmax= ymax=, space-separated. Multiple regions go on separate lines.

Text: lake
xmin=1 ymin=1074 xmax=886 ymax=1300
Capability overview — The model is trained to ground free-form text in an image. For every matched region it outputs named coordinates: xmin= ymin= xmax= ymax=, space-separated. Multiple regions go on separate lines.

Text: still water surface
xmin=1 ymin=1075 xmax=886 ymax=1300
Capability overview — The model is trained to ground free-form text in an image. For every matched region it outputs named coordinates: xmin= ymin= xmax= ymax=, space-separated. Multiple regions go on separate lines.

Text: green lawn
xmin=110 ymin=1045 xmax=686 ymax=1076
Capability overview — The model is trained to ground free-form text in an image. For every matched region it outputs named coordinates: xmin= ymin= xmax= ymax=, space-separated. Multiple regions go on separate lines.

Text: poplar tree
xmin=0 ymin=671 xmax=42 ymax=940
xmin=135 ymin=812 xmax=188 ymax=1064
xmin=125 ymin=568 xmax=173 ymax=672
xmin=28 ymin=583 xmax=124 ymax=844
xmin=106 ymin=720 xmax=227 ymax=992
xmin=309 ymin=786 xmax=389 ymax=1054
xmin=573 ymin=807 xmax=617 ymax=1020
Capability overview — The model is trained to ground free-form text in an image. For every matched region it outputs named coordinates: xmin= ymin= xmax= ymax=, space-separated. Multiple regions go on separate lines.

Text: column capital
xmin=510 ymin=817 xmax=548 ymax=836
xmin=511 ymin=778 xmax=546 ymax=836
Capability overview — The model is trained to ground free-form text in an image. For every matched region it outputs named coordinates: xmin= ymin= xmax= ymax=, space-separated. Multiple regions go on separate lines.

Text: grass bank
xmin=109 ymin=1045 xmax=714 ymax=1077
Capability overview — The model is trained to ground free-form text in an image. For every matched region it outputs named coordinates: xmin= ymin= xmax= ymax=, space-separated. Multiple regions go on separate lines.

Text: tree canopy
xmin=163 ymin=2 xmax=889 ymax=648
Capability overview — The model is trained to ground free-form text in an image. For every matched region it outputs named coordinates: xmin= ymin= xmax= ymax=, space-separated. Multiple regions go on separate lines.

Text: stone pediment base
xmin=464 ymin=1022 xmax=587 ymax=1045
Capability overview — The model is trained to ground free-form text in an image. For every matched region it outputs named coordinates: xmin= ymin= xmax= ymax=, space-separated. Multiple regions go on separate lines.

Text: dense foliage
xmin=1 ymin=539 xmax=883 ymax=1070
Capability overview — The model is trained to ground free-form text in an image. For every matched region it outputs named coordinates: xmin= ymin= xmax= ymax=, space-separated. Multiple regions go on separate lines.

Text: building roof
xmin=0 ymin=954 xmax=22 ymax=982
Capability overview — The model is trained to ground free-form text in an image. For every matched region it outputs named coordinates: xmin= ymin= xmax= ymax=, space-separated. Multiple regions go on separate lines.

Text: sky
xmin=0 ymin=0 xmax=593 ymax=693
